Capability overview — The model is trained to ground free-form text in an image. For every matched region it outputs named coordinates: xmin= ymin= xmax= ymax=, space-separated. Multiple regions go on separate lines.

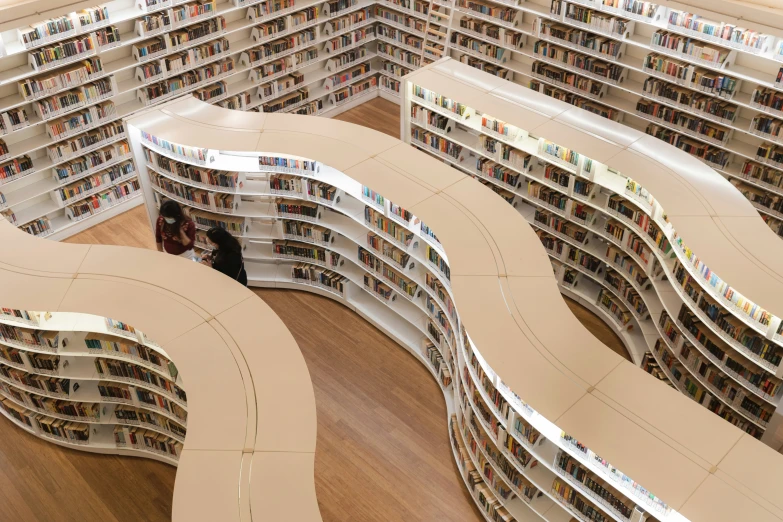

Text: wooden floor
xmin=0 ymin=97 xmax=627 ymax=522
xmin=334 ymin=97 xmax=402 ymax=135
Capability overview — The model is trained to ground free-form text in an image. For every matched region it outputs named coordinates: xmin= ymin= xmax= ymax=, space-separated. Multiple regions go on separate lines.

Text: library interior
xmin=3 ymin=0 xmax=783 ymax=520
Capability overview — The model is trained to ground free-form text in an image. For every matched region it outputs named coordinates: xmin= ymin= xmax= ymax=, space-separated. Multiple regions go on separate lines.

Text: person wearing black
xmin=200 ymin=227 xmax=248 ymax=286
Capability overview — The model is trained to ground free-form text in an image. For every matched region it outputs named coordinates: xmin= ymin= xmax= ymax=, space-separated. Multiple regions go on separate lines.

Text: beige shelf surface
xmin=503 ymin=276 xmax=623 ymax=388
xmin=0 ymin=225 xmax=90 ymax=275
xmin=409 ymin=195 xmax=500 ymax=275
xmin=215 ymin=296 xmax=317 ymax=453
xmin=172 ymin=449 xmax=244 ymax=521
xmin=375 ymin=143 xmax=466 ymax=192
xmin=162 ymin=322 xmax=248 ymax=451
xmin=442 ymin=177 xmax=553 ymax=278
xmin=59 ymin=276 xmax=207 ymax=345
xmin=344 ymin=158 xmax=436 ymax=208
xmin=76 ymin=244 xmax=251 ymax=318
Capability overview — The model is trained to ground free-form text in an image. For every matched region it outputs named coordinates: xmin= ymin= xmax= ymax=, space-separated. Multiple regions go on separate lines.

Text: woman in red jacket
xmin=155 ymin=200 xmax=196 ymax=260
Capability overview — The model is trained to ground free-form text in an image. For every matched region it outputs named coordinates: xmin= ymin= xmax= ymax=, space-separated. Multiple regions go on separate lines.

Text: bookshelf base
xmin=321 ymin=91 xmax=383 ymax=120
xmin=378 ymin=89 xmax=402 ymax=105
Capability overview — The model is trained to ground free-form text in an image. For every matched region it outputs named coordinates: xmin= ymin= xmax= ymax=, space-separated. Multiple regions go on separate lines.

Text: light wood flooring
xmin=0 ymin=97 xmax=627 ymax=522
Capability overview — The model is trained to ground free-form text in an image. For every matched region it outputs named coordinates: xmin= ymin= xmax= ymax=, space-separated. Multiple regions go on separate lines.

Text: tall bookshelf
xmin=0 ymin=309 xmax=186 ymax=464
xmin=6 ymin=0 xmax=783 ymax=241
xmin=120 ymin=96 xmax=783 ymax=522
xmin=402 ymin=58 xmax=783 ymax=451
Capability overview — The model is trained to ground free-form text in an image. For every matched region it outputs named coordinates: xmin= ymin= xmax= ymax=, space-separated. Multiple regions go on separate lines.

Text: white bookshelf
xmin=402 ymin=58 xmax=783 ymax=448
xmin=0 ymin=200 xmax=320 ymax=522
xmin=0 ymin=310 xmax=185 ymax=464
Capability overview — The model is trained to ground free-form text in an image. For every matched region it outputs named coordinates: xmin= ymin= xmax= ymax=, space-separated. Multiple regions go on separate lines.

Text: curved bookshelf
xmin=0 ymin=310 xmax=186 ymax=464
xmin=117 ymin=95 xmax=783 ymax=522
xmin=0 ymin=182 xmax=319 ymax=520
xmin=402 ymin=58 xmax=783 ymax=447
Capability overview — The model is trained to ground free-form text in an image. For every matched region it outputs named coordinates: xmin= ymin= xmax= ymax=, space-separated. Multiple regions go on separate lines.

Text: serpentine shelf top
xmin=0 ymin=214 xmax=320 ymax=522
xmin=123 ymin=97 xmax=783 ymax=522
xmin=0 ymin=96 xmax=781 ymax=521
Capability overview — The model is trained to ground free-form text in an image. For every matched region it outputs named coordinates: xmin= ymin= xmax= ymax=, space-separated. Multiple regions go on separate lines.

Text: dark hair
xmin=207 ymin=227 xmax=241 ymax=255
xmin=160 ymin=200 xmax=186 ymax=234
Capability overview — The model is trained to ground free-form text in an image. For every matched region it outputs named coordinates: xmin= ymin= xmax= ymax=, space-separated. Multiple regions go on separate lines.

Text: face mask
xmin=164 ymin=217 xmax=176 ymax=224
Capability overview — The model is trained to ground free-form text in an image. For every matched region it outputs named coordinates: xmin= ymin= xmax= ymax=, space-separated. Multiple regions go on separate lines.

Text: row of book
xmin=138 ymin=58 xmax=235 ymax=105
xmin=0 ymin=362 xmax=70 ymax=395
xmin=85 ymin=332 xmax=176 ymax=377
xmin=671 ymin=307 xmax=781 ymax=398
xmin=449 ymin=415 xmax=515 ymax=522
xmin=47 ymin=121 xmax=125 ymax=163
xmin=646 ymin=124 xmax=729 ymax=168
xmin=94 ymin=358 xmax=186 ymax=403
xmin=19 ymin=7 xmax=109 ymax=48
xmin=641 ymin=76 xmax=737 ymax=123
xmin=667 ymin=9 xmax=772 ymax=52
xmin=636 ymin=99 xmax=730 ymax=144
xmin=653 ymin=337 xmax=765 ymax=438
xmin=532 ymin=61 xmax=604 ymax=99
xmin=29 ymin=34 xmax=95 ymax=71
xmin=52 ymin=140 xmax=131 ymax=181
xmin=533 ymin=40 xmax=624 ymax=83
xmin=651 ymin=30 xmax=728 ymax=65
xmin=0 ymin=323 xmax=58 ymax=349
xmin=555 ymin=1 xmax=629 ymax=38
xmin=672 ymin=265 xmax=783 ymax=368
xmin=18 ymin=57 xmax=104 ymax=101
xmin=115 ymin=405 xmax=186 ymax=440
xmin=145 ymin=148 xmax=239 ymax=188
xmin=114 ymin=425 xmax=183 ymax=460
xmin=1 ymin=380 xmax=99 ymax=420
xmin=538 ymin=19 xmax=623 ymax=59
xmin=99 ymin=381 xmax=187 ymax=423
xmin=45 ymin=100 xmax=117 ymax=141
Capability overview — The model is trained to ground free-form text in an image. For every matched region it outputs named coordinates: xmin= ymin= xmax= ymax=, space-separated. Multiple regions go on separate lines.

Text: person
xmin=155 ymin=200 xmax=196 ymax=260
xmin=201 ymin=227 xmax=248 ymax=286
